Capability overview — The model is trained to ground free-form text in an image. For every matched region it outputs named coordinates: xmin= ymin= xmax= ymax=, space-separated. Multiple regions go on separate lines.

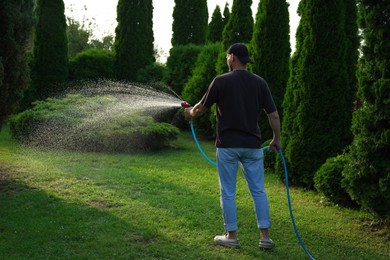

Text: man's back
xmin=202 ymin=70 xmax=276 ymax=148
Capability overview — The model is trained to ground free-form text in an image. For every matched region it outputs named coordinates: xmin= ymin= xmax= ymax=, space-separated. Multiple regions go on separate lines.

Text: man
xmin=184 ymin=43 xmax=281 ymax=249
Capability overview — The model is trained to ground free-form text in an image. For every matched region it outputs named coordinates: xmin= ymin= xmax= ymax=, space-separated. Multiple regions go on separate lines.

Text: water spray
xmin=182 ymin=101 xmax=315 ymax=260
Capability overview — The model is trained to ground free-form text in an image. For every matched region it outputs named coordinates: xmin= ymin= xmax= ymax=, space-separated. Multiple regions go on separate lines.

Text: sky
xmin=64 ymin=0 xmax=300 ymax=63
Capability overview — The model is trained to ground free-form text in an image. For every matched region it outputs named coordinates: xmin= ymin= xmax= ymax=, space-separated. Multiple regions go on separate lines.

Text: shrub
xmin=314 ymin=154 xmax=356 ymax=207
xmin=164 ymin=44 xmax=203 ymax=96
xmin=10 ymin=94 xmax=179 ymax=152
xmin=182 ymin=43 xmax=221 ymax=137
xmin=136 ymin=63 xmax=167 ymax=84
xmin=69 ymin=49 xmax=115 ymax=80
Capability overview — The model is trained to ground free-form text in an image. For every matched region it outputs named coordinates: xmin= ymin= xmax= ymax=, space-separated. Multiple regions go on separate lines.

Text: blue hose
xmin=189 ymin=121 xmax=315 ymax=260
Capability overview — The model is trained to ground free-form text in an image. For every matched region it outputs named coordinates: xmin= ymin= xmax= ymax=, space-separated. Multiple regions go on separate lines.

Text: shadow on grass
xmin=0 ymin=176 xmax=220 ymax=259
xmin=0 ymin=154 xmax=388 ymax=259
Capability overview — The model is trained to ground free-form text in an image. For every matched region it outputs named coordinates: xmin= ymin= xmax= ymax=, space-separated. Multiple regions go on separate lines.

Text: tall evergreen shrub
xmin=0 ymin=0 xmax=34 ymax=127
xmin=164 ymin=44 xmax=203 ymax=97
xmin=216 ymin=0 xmax=253 ymax=74
xmin=250 ymin=0 xmax=290 ymax=141
xmin=114 ymin=0 xmax=154 ymax=81
xmin=207 ymin=6 xmax=224 ymax=43
xmin=280 ymin=0 xmax=355 ymax=187
xmin=221 ymin=0 xmax=253 ymax=49
xmin=171 ymin=0 xmax=208 ymax=46
xmin=29 ymin=0 xmax=68 ymax=101
xmin=342 ymin=0 xmax=390 ymax=217
xmin=222 ymin=3 xmax=230 ymax=27
xmin=181 ymin=43 xmax=221 ymax=136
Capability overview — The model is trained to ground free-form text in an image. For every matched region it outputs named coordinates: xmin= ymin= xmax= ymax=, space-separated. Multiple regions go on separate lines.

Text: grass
xmin=0 ymin=126 xmax=389 ymax=259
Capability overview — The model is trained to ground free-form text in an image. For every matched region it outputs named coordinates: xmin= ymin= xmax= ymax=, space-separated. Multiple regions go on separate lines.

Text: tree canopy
xmin=114 ymin=0 xmax=154 ymax=81
xmin=0 ymin=0 xmax=34 ymax=127
xmin=171 ymin=0 xmax=208 ymax=46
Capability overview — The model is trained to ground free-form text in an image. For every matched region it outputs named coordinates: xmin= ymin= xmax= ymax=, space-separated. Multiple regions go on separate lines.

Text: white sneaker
xmin=214 ymin=235 xmax=240 ymax=248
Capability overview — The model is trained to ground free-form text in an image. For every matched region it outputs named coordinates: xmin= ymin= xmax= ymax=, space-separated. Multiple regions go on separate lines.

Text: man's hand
xmin=184 ymin=102 xmax=208 ymax=121
xmin=268 ymin=139 xmax=282 ymax=152
xmin=267 ymin=111 xmax=281 ymax=152
xmin=184 ymin=107 xmax=193 ymax=121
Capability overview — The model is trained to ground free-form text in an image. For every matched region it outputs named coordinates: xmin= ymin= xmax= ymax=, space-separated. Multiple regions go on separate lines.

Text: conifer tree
xmin=114 ymin=0 xmax=154 ymax=81
xmin=207 ymin=5 xmax=224 ymax=43
xmin=0 ymin=0 xmax=34 ymax=127
xmin=222 ymin=3 xmax=230 ymax=27
xmin=281 ymin=0 xmax=356 ymax=187
xmin=216 ymin=0 xmax=253 ymax=74
xmin=344 ymin=0 xmax=359 ymax=92
xmin=171 ymin=0 xmax=208 ymax=45
xmin=342 ymin=0 xmax=390 ymax=217
xmin=30 ymin=0 xmax=68 ymax=101
xmin=222 ymin=0 xmax=253 ymax=49
xmin=250 ymin=0 xmax=290 ymax=141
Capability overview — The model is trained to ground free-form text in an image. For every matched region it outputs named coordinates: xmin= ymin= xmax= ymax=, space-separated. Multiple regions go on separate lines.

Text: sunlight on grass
xmin=0 ymin=128 xmax=388 ymax=259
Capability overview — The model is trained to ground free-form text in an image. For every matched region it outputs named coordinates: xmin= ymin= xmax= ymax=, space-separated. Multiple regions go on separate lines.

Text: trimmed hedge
xmin=10 ymin=94 xmax=179 ymax=152
xmin=69 ymin=49 xmax=115 ymax=80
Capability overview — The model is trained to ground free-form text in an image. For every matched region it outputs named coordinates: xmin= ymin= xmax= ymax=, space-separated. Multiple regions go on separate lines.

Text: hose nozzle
xmin=181 ymin=101 xmax=191 ymax=108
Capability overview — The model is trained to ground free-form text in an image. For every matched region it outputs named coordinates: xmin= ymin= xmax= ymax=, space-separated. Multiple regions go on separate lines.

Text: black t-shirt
xmin=200 ymin=70 xmax=276 ymax=148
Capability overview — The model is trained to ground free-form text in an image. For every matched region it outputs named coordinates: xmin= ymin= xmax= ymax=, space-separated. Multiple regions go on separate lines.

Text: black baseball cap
xmin=227 ymin=43 xmax=254 ymax=64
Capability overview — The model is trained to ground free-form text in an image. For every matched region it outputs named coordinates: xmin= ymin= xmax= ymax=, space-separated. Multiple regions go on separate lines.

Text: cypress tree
xmin=171 ymin=0 xmax=208 ymax=46
xmin=206 ymin=5 xmax=224 ymax=43
xmin=30 ymin=0 xmax=68 ymax=101
xmin=222 ymin=3 xmax=230 ymax=27
xmin=344 ymin=0 xmax=359 ymax=98
xmin=216 ymin=0 xmax=253 ymax=74
xmin=114 ymin=0 xmax=154 ymax=81
xmin=222 ymin=0 xmax=253 ymax=49
xmin=0 ymin=0 xmax=34 ymax=127
xmin=250 ymin=0 xmax=290 ymax=141
xmin=281 ymin=0 xmax=355 ymax=187
xmin=342 ymin=0 xmax=390 ymax=217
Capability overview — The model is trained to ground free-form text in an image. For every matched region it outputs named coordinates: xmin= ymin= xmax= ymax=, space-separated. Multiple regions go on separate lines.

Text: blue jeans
xmin=216 ymin=148 xmax=271 ymax=231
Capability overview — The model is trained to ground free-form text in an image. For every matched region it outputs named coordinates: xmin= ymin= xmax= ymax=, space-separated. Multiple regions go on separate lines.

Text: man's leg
xmin=216 ymin=148 xmax=239 ymax=234
xmin=240 ymin=149 xmax=271 ymax=232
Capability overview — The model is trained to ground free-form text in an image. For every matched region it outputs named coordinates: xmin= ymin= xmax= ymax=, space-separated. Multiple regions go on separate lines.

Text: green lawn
xmin=0 ymin=127 xmax=388 ymax=259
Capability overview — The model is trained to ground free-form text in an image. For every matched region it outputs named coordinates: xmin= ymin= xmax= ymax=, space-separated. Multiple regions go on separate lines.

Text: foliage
xmin=67 ymin=17 xmax=114 ymax=59
xmin=171 ymin=0 xmax=208 ymax=46
xmin=182 ymin=43 xmax=221 ymax=137
xmin=136 ymin=63 xmax=167 ymax=84
xmin=206 ymin=6 xmax=224 ymax=43
xmin=164 ymin=44 xmax=203 ymax=96
xmin=9 ymin=94 xmax=179 ymax=152
xmin=342 ymin=0 xmax=390 ymax=219
xmin=221 ymin=0 xmax=253 ymax=49
xmin=29 ymin=0 xmax=69 ymax=102
xmin=114 ymin=0 xmax=154 ymax=81
xmin=66 ymin=17 xmax=91 ymax=58
xmin=90 ymin=35 xmax=114 ymax=51
xmin=0 ymin=0 xmax=34 ymax=128
xmin=69 ymin=49 xmax=115 ymax=80
xmin=222 ymin=3 xmax=230 ymax=27
xmin=216 ymin=0 xmax=253 ymax=74
xmin=314 ymin=154 xmax=356 ymax=207
xmin=280 ymin=0 xmax=357 ymax=187
xmin=250 ymin=0 xmax=290 ymax=142
xmin=344 ymin=0 xmax=360 ymax=99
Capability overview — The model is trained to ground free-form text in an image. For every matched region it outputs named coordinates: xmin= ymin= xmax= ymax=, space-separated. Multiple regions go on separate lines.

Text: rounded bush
xmin=69 ymin=49 xmax=115 ymax=80
xmin=314 ymin=154 xmax=356 ymax=207
xmin=10 ymin=94 xmax=179 ymax=152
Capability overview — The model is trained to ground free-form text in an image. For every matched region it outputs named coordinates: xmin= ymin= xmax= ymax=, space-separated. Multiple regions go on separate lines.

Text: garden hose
xmin=189 ymin=120 xmax=315 ymax=260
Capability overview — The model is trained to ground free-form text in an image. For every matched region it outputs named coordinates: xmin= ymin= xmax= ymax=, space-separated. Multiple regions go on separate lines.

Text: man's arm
xmin=184 ymin=102 xmax=208 ymax=121
xmin=267 ymin=111 xmax=282 ymax=151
